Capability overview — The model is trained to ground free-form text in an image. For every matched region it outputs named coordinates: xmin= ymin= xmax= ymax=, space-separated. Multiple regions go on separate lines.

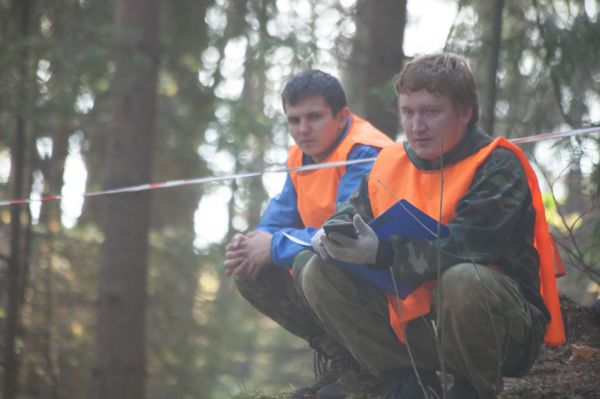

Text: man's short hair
xmin=281 ymin=69 xmax=347 ymax=115
xmin=394 ymin=53 xmax=479 ymax=129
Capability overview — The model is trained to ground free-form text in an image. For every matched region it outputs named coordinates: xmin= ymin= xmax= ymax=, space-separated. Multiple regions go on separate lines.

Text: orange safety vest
xmin=288 ymin=113 xmax=393 ymax=228
xmin=368 ymin=137 xmax=566 ymax=346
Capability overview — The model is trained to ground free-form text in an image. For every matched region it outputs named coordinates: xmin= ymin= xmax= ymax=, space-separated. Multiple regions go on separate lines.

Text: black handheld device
xmin=323 ymin=221 xmax=358 ymax=239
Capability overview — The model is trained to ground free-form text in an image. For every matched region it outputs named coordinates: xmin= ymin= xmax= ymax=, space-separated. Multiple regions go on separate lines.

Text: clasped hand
xmin=312 ymin=214 xmax=379 ymax=265
xmin=224 ymin=230 xmax=272 ymax=278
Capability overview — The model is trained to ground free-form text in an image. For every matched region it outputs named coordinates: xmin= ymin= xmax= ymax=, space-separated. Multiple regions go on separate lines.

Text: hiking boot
xmin=292 ymin=350 xmax=359 ymax=399
xmin=378 ymin=368 xmax=442 ymax=399
xmin=292 ymin=374 xmax=336 ymax=398
xmin=316 ymin=369 xmax=383 ymax=399
xmin=448 ymin=376 xmax=480 ymax=399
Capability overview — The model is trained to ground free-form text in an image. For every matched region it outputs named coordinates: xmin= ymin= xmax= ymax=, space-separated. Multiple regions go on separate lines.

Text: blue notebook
xmin=369 ymin=199 xmax=448 ymax=241
xmin=283 ymin=199 xmax=448 ymax=298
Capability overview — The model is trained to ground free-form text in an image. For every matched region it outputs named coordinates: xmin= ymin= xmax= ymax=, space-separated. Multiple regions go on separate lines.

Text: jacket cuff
xmin=373 ymin=239 xmax=394 ymax=268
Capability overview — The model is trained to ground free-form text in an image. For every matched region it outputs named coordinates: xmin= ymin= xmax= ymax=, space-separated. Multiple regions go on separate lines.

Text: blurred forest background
xmin=1 ymin=0 xmax=599 ymax=398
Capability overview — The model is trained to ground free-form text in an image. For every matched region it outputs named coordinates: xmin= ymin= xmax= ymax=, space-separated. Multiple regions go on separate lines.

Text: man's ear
xmin=460 ymin=105 xmax=473 ymax=126
xmin=337 ymin=107 xmax=350 ymax=129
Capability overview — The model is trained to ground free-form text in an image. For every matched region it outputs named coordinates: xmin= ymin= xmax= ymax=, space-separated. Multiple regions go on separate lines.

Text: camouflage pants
xmin=234 ymin=250 xmax=347 ymax=357
xmin=298 ymin=256 xmax=547 ymax=399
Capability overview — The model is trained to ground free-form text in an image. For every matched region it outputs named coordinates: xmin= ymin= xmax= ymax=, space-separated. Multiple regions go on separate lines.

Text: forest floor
xmin=234 ymin=295 xmax=600 ymax=399
xmin=502 ymin=295 xmax=600 ymax=399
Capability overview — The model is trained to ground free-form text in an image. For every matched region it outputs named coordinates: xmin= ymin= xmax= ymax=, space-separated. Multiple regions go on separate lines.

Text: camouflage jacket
xmin=325 ymin=127 xmax=550 ymax=321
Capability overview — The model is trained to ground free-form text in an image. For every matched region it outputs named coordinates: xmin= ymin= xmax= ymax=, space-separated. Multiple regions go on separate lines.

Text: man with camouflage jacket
xmin=302 ymin=53 xmax=564 ymax=399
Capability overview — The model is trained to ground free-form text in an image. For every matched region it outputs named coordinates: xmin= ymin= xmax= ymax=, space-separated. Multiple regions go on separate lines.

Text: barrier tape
xmin=510 ymin=126 xmax=600 ymax=144
xmin=1 ymin=125 xmax=599 ymax=208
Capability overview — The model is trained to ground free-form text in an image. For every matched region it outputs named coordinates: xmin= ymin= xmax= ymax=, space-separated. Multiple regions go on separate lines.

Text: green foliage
xmin=446 ymin=0 xmax=600 ymax=287
xmin=447 ymin=0 xmax=600 ymax=137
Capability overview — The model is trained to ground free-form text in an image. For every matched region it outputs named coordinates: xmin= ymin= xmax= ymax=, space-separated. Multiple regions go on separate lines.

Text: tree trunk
xmin=347 ymin=0 xmax=407 ymax=138
xmin=4 ymin=71 xmax=26 ymax=399
xmin=3 ymin=0 xmax=32 ymax=397
xmin=481 ymin=0 xmax=504 ymax=135
xmin=93 ymin=0 xmax=159 ymax=398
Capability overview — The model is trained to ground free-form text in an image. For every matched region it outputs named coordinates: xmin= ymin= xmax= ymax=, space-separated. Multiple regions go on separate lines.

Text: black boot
xmin=292 ymin=349 xmax=359 ymax=399
xmin=316 ymin=369 xmax=382 ymax=399
xmin=378 ymin=368 xmax=442 ymax=399
xmin=448 ymin=376 xmax=480 ymax=399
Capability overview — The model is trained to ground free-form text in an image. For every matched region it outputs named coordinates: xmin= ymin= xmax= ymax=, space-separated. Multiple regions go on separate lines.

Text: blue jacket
xmin=256 ymin=118 xmax=384 ymax=268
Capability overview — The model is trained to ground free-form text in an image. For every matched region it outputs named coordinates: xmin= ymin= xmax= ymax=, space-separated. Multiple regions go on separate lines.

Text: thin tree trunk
xmin=348 ymin=0 xmax=407 ymax=138
xmin=4 ymin=88 xmax=26 ymax=399
xmin=3 ymin=0 xmax=31 ymax=397
xmin=93 ymin=0 xmax=159 ymax=398
xmin=481 ymin=0 xmax=504 ymax=135
xmin=43 ymin=249 xmax=60 ymax=399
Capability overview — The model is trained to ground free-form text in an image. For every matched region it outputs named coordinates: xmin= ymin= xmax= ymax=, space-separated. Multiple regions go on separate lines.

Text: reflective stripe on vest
xmin=288 ymin=113 xmax=393 ymax=228
xmin=368 ymin=137 xmax=566 ymax=346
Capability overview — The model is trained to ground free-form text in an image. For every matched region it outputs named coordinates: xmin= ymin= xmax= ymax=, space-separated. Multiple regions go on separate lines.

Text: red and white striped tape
xmin=1 ymin=125 xmax=598 ymax=207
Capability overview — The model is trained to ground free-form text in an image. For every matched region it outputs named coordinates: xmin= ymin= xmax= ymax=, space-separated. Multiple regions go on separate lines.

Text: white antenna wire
xmin=435 ymin=133 xmax=448 ymax=399
xmin=375 ymin=178 xmax=440 ymax=239
xmin=375 ymin=177 xmax=437 ymax=398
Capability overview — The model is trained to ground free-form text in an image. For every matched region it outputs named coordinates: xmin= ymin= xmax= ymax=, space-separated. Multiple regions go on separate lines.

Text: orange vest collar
xmin=288 ymin=113 xmax=393 ymax=228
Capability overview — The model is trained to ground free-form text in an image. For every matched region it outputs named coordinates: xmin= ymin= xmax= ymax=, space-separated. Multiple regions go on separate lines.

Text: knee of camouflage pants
xmin=233 ymin=255 xmax=347 ymax=356
xmin=435 ymin=263 xmax=546 ymax=398
xmin=291 ymin=249 xmax=317 ymax=286
xmin=292 ymin=252 xmax=351 ymax=356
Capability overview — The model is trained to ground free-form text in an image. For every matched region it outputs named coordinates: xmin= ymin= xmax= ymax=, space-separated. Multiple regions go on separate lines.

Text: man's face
xmin=285 ymin=95 xmax=349 ymax=163
xmin=398 ymin=90 xmax=472 ymax=160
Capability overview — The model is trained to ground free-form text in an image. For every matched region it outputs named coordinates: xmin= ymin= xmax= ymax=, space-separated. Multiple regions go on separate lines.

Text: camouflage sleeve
xmin=324 ymin=173 xmax=375 ymax=226
xmin=389 ymin=148 xmax=531 ymax=287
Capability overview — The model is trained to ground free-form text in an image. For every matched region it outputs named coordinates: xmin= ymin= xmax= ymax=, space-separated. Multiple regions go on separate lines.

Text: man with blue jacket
xmin=224 ymin=69 xmax=393 ymax=397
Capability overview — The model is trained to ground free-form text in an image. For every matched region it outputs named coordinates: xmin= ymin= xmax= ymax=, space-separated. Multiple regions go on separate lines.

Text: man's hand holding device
xmin=321 ymin=214 xmax=379 ymax=265
xmin=323 ymin=221 xmax=358 ymax=240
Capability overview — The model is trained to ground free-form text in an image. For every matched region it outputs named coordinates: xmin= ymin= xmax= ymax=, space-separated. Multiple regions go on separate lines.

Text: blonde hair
xmin=394 ymin=53 xmax=479 ymax=129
